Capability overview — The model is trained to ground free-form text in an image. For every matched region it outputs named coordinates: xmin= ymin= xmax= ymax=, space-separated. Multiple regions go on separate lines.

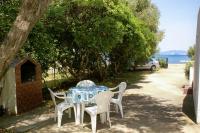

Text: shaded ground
xmin=0 ymin=64 xmax=199 ymax=133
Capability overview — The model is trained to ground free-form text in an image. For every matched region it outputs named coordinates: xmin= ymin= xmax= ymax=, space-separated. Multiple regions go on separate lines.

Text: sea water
xmin=155 ymin=55 xmax=190 ymax=64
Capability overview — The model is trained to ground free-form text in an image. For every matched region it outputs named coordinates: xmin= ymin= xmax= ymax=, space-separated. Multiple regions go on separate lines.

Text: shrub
xmin=158 ymin=58 xmax=168 ymax=68
xmin=0 ymin=128 xmax=15 ymax=133
xmin=185 ymin=61 xmax=194 ymax=79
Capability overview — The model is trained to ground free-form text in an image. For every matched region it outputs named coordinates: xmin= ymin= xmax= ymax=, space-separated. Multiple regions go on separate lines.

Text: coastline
xmin=155 ymin=54 xmax=190 ymax=64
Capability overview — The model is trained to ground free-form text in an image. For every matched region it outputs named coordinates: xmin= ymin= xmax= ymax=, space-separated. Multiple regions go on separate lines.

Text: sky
xmin=151 ymin=0 xmax=200 ymax=52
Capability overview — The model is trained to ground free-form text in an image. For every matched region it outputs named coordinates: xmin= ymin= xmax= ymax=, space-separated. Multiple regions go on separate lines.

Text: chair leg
xmin=107 ymin=111 xmax=111 ymax=128
xmin=100 ymin=113 xmax=106 ymax=124
xmin=68 ymin=108 xmax=72 ymax=118
xmin=91 ymin=115 xmax=97 ymax=133
xmin=115 ymin=104 xmax=119 ymax=113
xmin=57 ymin=111 xmax=63 ymax=127
xmin=100 ymin=113 xmax=103 ymax=124
xmin=76 ymin=103 xmax=81 ymax=125
xmin=118 ymin=103 xmax=123 ymax=118
xmin=73 ymin=106 xmax=77 ymax=121
xmin=54 ymin=107 xmax=57 ymax=122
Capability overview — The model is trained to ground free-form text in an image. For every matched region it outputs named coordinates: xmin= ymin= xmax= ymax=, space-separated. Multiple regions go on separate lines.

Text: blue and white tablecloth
xmin=67 ymin=86 xmax=108 ymax=103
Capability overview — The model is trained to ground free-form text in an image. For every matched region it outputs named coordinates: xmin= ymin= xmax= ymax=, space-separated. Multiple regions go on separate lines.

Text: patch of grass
xmin=42 ymin=70 xmax=150 ymax=101
xmin=42 ymin=76 xmax=77 ymax=101
xmin=0 ymin=128 xmax=14 ymax=133
xmin=99 ymin=71 xmax=149 ymax=87
xmin=44 ymin=78 xmax=67 ymax=89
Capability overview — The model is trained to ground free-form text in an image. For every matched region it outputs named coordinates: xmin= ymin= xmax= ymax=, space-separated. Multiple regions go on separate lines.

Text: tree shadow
xmin=102 ymin=71 xmax=151 ymax=91
xmin=0 ymin=93 xmax=190 ymax=133
xmin=0 ymin=105 xmax=79 ymax=132
xmin=1 ymin=69 xmax=186 ymax=133
xmin=108 ymin=94 xmax=188 ymax=133
xmin=0 ymin=104 xmax=51 ymax=129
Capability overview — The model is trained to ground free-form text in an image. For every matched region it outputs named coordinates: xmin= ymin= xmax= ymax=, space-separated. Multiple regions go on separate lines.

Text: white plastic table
xmin=67 ymin=85 xmax=108 ymax=125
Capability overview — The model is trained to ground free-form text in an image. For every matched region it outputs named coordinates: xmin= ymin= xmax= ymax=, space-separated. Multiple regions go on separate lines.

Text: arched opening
xmin=21 ymin=61 xmax=36 ymax=83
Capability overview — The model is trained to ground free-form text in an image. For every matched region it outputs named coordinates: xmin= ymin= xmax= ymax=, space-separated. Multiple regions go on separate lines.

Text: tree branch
xmin=0 ymin=0 xmax=51 ymax=80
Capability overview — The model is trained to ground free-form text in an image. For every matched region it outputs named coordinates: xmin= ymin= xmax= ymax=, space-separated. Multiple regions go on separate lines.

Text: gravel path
xmin=0 ymin=64 xmax=200 ymax=133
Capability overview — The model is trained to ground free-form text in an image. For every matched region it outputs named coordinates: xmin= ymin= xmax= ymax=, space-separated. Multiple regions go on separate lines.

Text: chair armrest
xmin=54 ymin=92 xmax=66 ymax=99
xmin=109 ymin=86 xmax=118 ymax=91
xmin=112 ymin=91 xmax=120 ymax=94
xmin=55 ymin=92 xmax=65 ymax=95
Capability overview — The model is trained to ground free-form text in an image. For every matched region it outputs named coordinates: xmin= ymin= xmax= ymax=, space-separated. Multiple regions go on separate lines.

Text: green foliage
xmin=1 ymin=0 xmax=161 ymax=81
xmin=185 ymin=45 xmax=195 ymax=78
xmin=109 ymin=0 xmax=161 ymax=73
xmin=44 ymin=0 xmax=151 ymax=80
xmin=0 ymin=128 xmax=14 ymax=133
xmin=135 ymin=0 xmax=150 ymax=13
xmin=185 ymin=61 xmax=194 ymax=79
xmin=34 ymin=0 xmax=161 ymax=80
xmin=0 ymin=0 xmax=21 ymax=42
xmin=0 ymin=0 xmax=57 ymax=73
xmin=187 ymin=45 xmax=195 ymax=60
xmin=20 ymin=22 xmax=58 ymax=72
xmin=158 ymin=58 xmax=168 ymax=68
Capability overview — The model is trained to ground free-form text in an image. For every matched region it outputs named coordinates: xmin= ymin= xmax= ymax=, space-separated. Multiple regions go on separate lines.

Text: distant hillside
xmin=159 ymin=50 xmax=187 ymax=55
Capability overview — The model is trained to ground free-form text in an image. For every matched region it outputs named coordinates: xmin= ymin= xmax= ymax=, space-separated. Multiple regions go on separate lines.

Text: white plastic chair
xmin=76 ymin=80 xmax=96 ymax=125
xmin=48 ymin=88 xmax=76 ymax=127
xmin=76 ymin=80 xmax=96 ymax=87
xmin=83 ymin=91 xmax=114 ymax=133
xmin=109 ymin=82 xmax=127 ymax=118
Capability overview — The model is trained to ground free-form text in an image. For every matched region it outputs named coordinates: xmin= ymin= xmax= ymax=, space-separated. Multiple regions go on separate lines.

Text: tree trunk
xmin=0 ymin=0 xmax=51 ymax=80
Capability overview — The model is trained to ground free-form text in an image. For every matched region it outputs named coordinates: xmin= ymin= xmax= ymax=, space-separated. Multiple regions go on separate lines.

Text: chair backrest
xmin=48 ymin=88 xmax=57 ymax=106
xmin=117 ymin=82 xmax=127 ymax=101
xmin=95 ymin=91 xmax=114 ymax=114
xmin=76 ymin=80 xmax=96 ymax=88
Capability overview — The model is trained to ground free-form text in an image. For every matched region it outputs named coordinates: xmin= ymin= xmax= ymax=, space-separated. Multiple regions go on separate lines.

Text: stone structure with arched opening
xmin=0 ymin=58 xmax=43 ymax=114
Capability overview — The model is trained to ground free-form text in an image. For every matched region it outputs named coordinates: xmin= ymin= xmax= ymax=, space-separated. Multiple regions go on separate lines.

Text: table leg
xmin=81 ymin=103 xmax=85 ymax=125
xmin=75 ymin=103 xmax=81 ymax=125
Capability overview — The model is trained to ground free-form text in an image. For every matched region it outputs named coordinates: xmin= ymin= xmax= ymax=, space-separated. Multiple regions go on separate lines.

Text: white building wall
xmin=189 ymin=67 xmax=194 ymax=86
xmin=193 ymin=8 xmax=200 ymax=123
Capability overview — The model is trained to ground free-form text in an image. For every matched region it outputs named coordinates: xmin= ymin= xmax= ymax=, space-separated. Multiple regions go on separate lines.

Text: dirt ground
xmin=0 ymin=64 xmax=200 ymax=133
